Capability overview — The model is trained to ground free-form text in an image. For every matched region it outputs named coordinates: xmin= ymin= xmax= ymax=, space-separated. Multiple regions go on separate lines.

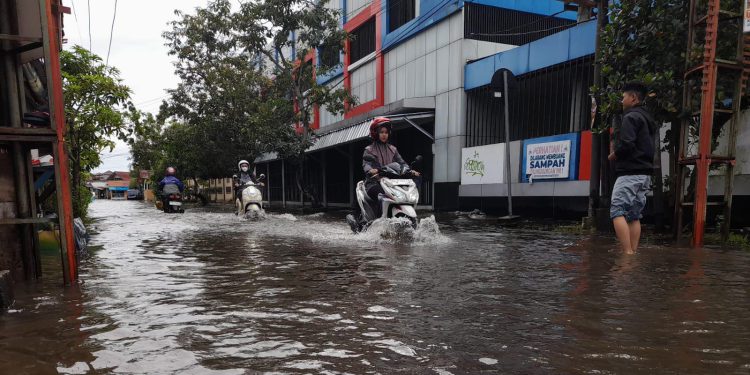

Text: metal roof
xmin=255 ymin=112 xmax=434 ymax=163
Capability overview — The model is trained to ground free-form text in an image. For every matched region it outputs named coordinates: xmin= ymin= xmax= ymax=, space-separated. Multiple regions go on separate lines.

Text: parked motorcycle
xmin=234 ymin=174 xmax=266 ymax=219
xmin=162 ymin=183 xmax=184 ymax=213
xmin=347 ymin=155 xmax=422 ymax=233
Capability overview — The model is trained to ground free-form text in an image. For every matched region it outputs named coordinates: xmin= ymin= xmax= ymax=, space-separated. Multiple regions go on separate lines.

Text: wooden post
xmin=25 ymin=155 xmax=41 ymax=276
xmin=41 ymin=0 xmax=77 ymax=283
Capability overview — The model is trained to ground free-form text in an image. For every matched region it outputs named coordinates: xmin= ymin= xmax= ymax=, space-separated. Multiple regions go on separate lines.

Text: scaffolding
xmin=0 ymin=0 xmax=77 ymax=284
xmin=674 ymin=0 xmax=750 ymax=246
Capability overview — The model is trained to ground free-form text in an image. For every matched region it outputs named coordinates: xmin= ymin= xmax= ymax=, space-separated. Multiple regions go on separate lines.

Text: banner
xmin=461 ymin=143 xmax=505 ymax=185
xmin=745 ymin=0 xmax=750 ymax=33
xmin=522 ymin=133 xmax=580 ymax=182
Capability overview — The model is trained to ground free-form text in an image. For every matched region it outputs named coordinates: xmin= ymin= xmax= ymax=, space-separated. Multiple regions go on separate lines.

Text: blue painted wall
xmin=464 ymin=20 xmax=596 ymax=90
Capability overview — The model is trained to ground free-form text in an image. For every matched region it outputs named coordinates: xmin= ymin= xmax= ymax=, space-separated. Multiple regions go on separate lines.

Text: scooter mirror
xmin=411 ymin=155 xmax=423 ymax=166
xmin=259 ymin=174 xmax=266 ymax=181
xmin=363 ymin=154 xmax=377 ymax=163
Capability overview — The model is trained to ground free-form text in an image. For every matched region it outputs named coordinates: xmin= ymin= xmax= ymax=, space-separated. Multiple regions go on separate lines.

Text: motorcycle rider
xmin=347 ymin=117 xmax=420 ymax=231
xmin=234 ymin=160 xmax=262 ymax=200
xmin=158 ymin=166 xmax=185 ymax=209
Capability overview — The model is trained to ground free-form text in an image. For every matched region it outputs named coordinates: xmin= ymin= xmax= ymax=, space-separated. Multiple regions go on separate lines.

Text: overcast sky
xmin=63 ymin=0 xmax=206 ymax=172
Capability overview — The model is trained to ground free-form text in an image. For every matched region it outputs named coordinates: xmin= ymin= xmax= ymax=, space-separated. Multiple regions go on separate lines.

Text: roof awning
xmin=309 ymin=111 xmax=434 ymax=153
xmin=256 ymin=111 xmax=434 ymax=163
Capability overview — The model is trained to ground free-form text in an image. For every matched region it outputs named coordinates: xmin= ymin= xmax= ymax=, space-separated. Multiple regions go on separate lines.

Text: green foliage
xmin=594 ymin=0 xmax=688 ymax=132
xmin=128 ymin=112 xmax=164 ymax=174
xmin=61 ymin=46 xmax=134 ymax=218
xmin=595 ymin=0 xmax=747 ymax=134
xmin=157 ymin=0 xmax=353 ymax=179
xmin=242 ymin=0 xmax=355 ymax=137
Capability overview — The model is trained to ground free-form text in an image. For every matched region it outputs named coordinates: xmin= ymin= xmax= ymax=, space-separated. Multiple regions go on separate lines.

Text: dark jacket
xmin=159 ymin=175 xmax=185 ymax=192
xmin=363 ymin=142 xmax=409 ymax=184
xmin=614 ymin=105 xmax=656 ymax=176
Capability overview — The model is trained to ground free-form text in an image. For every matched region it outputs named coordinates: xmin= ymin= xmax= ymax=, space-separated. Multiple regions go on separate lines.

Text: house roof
xmin=106 ymin=181 xmax=130 ymax=188
xmin=113 ymin=171 xmax=131 ymax=180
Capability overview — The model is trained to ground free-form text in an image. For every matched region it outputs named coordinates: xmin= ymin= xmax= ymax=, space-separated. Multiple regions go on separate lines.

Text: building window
xmin=350 ymin=18 xmax=376 ymax=64
xmin=225 ymin=187 xmax=231 ymax=194
xmin=319 ymin=46 xmax=340 ymax=68
xmin=389 ymin=0 xmax=416 ymax=32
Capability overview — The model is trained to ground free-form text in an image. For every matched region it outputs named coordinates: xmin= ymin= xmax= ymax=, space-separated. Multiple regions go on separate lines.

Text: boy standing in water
xmin=608 ymin=82 xmax=657 ymax=254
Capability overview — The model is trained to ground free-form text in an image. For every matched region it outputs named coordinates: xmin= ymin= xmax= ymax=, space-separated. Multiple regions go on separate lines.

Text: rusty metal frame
xmin=40 ymin=0 xmax=77 ymax=283
xmin=676 ymin=0 xmax=746 ymax=246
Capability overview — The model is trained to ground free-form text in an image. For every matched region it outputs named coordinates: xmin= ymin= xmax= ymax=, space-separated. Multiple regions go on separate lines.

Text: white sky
xmin=62 ymin=0 xmax=207 ymax=172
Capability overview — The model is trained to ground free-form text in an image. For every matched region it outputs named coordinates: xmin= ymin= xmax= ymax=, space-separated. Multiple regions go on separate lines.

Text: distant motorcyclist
xmin=234 ymin=160 xmax=262 ymax=199
xmin=158 ymin=166 xmax=184 ymax=207
xmin=362 ymin=117 xmax=420 ymax=215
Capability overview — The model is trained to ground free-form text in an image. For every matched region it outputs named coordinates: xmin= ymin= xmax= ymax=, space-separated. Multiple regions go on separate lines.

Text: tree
xmin=595 ymin=0 xmax=746 ymax=230
xmin=128 ymin=112 xmax=162 ymax=173
xmin=232 ymin=0 xmax=352 ymax=141
xmin=594 ymin=1 xmax=687 ymax=129
xmin=161 ymin=0 xmax=352 ymax=206
xmin=231 ymin=0 xmax=353 ymax=205
xmin=161 ymin=0 xmax=305 ymax=179
xmin=61 ymin=46 xmax=134 ymax=218
xmin=594 ymin=0 xmax=688 ymax=229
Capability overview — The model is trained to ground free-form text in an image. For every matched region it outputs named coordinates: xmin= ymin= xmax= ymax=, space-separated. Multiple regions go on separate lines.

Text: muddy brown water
xmin=1 ymin=200 xmax=749 ymax=374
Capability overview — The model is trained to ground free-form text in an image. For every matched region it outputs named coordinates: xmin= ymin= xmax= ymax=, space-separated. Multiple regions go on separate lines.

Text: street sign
xmin=745 ymin=0 xmax=750 ymax=33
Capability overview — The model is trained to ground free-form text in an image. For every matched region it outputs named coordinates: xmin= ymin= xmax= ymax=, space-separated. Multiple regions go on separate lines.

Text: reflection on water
xmin=0 ymin=200 xmax=749 ymax=374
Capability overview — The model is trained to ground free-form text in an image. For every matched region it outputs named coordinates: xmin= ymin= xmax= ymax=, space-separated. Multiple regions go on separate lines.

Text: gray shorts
xmin=610 ymin=175 xmax=651 ymax=222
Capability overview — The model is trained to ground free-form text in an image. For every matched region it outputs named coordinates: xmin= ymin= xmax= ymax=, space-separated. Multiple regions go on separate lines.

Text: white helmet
xmin=238 ymin=160 xmax=250 ymax=171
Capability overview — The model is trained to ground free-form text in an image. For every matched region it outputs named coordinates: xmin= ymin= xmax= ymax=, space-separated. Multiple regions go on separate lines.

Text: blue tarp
xmin=108 ymin=187 xmax=129 ymax=191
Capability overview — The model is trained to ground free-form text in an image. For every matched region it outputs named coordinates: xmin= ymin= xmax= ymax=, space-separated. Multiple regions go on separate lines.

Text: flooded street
xmin=2 ymin=199 xmax=750 ymax=374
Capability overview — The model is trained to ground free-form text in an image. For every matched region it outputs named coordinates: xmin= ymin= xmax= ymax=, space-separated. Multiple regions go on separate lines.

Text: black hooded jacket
xmin=614 ymin=105 xmax=656 ymax=176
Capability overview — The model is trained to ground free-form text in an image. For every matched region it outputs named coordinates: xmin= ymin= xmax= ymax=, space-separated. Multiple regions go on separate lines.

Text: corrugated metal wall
xmin=346 ymin=0 xmax=371 ymax=19
xmin=350 ymin=58 xmax=377 ymax=104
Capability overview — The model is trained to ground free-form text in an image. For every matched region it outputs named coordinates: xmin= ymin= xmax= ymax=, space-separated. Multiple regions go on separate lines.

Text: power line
xmin=87 ymin=0 xmax=92 ymax=51
xmin=106 ymin=0 xmax=118 ymax=66
xmin=134 ymin=95 xmax=170 ymax=106
xmin=69 ymin=0 xmax=84 ymax=44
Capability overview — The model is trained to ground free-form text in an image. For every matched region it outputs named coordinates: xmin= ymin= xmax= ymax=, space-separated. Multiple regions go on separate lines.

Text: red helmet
xmin=369 ymin=117 xmax=391 ymax=141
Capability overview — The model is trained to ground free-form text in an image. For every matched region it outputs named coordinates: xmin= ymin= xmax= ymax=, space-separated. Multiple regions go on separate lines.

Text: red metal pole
xmin=693 ymin=0 xmax=720 ymax=248
xmin=45 ymin=0 xmax=78 ymax=281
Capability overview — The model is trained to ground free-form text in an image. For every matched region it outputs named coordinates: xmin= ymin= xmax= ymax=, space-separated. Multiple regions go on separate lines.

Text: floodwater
xmin=1 ymin=200 xmax=750 ymax=374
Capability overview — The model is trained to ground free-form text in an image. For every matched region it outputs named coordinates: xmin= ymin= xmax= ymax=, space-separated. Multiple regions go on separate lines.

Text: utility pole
xmin=560 ymin=0 xmax=608 ymax=230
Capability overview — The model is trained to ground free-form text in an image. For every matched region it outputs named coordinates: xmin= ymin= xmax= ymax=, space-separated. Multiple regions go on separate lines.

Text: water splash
xmin=356 ymin=215 xmax=452 ymax=245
